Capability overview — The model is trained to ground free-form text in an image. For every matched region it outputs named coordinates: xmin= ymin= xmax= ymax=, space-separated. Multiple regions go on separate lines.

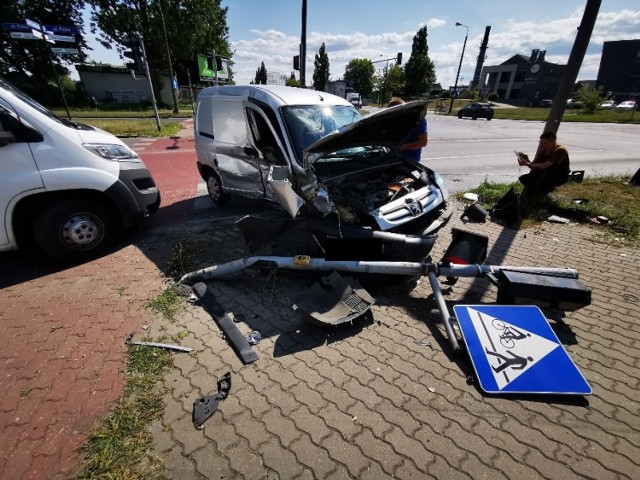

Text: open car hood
xmin=304 ymin=100 xmax=428 ymax=160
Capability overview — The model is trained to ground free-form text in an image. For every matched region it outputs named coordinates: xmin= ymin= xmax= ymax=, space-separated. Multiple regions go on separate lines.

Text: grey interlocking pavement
xmin=1 ymin=158 xmax=639 ymax=479
xmin=147 ymin=209 xmax=640 ymax=480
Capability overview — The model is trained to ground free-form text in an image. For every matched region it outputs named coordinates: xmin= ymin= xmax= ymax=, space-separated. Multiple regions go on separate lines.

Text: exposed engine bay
xmin=310 ymin=162 xmax=432 ymax=224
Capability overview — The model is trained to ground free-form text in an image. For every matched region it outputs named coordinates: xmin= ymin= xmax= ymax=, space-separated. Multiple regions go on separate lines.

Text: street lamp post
xmin=449 ymin=22 xmax=469 ymax=114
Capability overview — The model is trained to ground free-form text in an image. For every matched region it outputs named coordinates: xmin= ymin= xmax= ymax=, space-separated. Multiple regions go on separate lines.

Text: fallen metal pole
xmin=179 ymin=256 xmax=578 ymax=284
xmin=178 ymin=256 xmax=578 ymax=352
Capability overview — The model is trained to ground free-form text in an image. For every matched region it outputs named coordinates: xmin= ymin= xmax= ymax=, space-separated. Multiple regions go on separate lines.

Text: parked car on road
xmin=194 ymin=85 xmax=450 ymax=238
xmin=615 ymin=100 xmax=637 ymax=111
xmin=0 ymin=78 xmax=160 ymax=261
xmin=566 ymin=99 xmax=584 ymax=109
xmin=539 ymin=99 xmax=553 ymax=108
xmin=600 ymin=100 xmax=616 ymax=109
xmin=457 ymin=102 xmax=494 ymax=120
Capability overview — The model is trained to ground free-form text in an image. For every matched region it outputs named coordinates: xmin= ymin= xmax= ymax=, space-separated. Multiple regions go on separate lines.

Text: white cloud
xmin=229 ymin=8 xmax=640 ymax=89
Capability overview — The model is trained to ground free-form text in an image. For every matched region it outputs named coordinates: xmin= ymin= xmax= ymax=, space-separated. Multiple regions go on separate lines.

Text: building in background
xmin=479 ymin=49 xmax=566 ymax=107
xmin=76 ymin=65 xmax=173 ymax=104
xmin=596 ymin=39 xmax=640 ymax=102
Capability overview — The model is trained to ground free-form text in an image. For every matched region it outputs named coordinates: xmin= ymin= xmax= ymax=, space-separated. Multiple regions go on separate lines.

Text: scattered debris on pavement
xmin=125 ymin=334 xmax=193 ymax=353
xmin=193 ymin=372 xmax=231 ymax=428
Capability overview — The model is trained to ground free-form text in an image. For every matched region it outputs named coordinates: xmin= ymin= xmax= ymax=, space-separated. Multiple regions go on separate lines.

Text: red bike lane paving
xmin=0 ymin=129 xmax=198 ymax=479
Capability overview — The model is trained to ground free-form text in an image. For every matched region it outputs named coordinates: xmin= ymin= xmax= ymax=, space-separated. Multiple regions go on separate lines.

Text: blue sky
xmin=83 ymin=0 xmax=640 ymax=87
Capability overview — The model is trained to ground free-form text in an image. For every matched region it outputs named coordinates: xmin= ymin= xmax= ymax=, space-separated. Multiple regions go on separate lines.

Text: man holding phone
xmin=517 ymin=131 xmax=570 ymax=197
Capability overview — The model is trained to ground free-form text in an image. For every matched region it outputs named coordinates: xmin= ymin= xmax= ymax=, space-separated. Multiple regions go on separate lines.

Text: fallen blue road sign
xmin=454 ymin=305 xmax=591 ymax=395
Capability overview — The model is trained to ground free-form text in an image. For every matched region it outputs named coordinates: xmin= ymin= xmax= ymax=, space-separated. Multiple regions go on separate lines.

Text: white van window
xmin=196 ymin=97 xmax=213 ymax=136
xmin=211 ymin=99 xmax=246 ymax=145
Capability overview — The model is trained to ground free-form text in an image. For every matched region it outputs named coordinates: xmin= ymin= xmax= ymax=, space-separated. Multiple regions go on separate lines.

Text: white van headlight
xmin=83 ymin=143 xmax=140 ymax=162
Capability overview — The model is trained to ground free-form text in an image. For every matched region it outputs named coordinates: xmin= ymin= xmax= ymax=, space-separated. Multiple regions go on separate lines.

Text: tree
xmin=286 ymin=72 xmax=300 ymax=87
xmin=384 ymin=64 xmax=405 ymax=99
xmin=576 ymin=85 xmax=604 ymax=114
xmin=89 ymin=0 xmax=231 ymax=101
xmin=404 ymin=26 xmax=436 ymax=96
xmin=254 ymin=62 xmax=267 ymax=84
xmin=312 ymin=42 xmax=330 ymax=91
xmin=0 ymin=0 xmax=89 ymax=105
xmin=344 ymin=58 xmax=375 ymax=97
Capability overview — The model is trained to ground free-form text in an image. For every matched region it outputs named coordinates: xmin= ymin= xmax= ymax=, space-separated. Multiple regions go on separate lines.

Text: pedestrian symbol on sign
xmin=454 ymin=305 xmax=591 ymax=395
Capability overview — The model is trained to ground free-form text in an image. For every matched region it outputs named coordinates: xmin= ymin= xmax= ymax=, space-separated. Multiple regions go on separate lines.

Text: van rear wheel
xmin=33 ymin=199 xmax=117 ymax=262
xmin=206 ymin=172 xmax=231 ymax=206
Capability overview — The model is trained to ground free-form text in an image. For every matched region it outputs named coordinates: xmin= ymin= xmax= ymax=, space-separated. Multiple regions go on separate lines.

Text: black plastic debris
xmin=193 ymin=282 xmax=259 ymax=364
xmin=293 ymin=271 xmax=375 ymax=325
xmin=193 ymin=372 xmax=231 ymax=429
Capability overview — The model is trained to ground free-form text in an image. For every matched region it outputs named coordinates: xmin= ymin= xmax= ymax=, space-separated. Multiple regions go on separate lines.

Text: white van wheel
xmin=206 ymin=172 xmax=231 ymax=206
xmin=34 ymin=200 xmax=117 ymax=262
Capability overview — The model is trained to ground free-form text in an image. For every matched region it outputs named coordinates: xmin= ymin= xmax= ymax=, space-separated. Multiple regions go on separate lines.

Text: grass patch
xmin=79 ymin=343 xmax=172 ymax=479
xmin=461 ymin=175 xmax=640 ymax=245
xmin=166 ymin=240 xmax=197 ymax=281
xmin=84 ymin=119 xmax=182 ymax=137
xmin=492 ymin=107 xmax=640 ymax=124
xmin=52 ymin=104 xmax=193 ymax=119
xmin=144 ymin=287 xmax=183 ymax=321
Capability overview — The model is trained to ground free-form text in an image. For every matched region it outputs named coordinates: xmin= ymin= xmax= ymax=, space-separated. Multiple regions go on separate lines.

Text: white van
xmin=195 ymin=85 xmax=449 ymax=237
xmin=0 ymin=78 xmax=160 ymax=261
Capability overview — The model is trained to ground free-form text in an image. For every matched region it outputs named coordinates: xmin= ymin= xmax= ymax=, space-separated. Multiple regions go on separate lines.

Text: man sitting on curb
xmin=517 ymin=131 xmax=570 ymax=198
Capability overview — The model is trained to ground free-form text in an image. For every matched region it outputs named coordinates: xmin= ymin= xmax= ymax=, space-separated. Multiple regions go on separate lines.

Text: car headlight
xmin=83 ymin=143 xmax=140 ymax=162
xmin=433 ymin=172 xmax=449 ymax=200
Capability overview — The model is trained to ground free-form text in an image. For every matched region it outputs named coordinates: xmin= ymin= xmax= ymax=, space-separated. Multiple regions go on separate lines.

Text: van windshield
xmin=282 ymin=105 xmax=362 ymax=163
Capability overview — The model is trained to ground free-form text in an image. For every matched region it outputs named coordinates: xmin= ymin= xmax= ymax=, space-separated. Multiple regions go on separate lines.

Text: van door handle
xmin=243 ymin=146 xmax=259 ymax=158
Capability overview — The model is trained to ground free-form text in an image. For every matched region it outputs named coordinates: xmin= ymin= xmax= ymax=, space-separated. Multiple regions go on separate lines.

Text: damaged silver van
xmin=195 ymin=85 xmax=449 ymax=235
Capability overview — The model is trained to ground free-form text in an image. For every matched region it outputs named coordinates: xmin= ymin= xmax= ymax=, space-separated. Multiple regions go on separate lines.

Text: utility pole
xmin=138 ymin=35 xmax=161 ymax=132
xmin=300 ymin=0 xmax=307 ymax=87
xmin=157 ymin=0 xmax=179 ymax=114
xmin=449 ymin=22 xmax=469 ymax=114
xmin=544 ymin=0 xmax=601 ymax=133
xmin=470 ymin=26 xmax=491 ymax=91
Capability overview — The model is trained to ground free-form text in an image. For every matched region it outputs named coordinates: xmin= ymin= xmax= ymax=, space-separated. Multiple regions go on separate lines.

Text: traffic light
xmin=396 ymin=52 xmax=402 ymax=65
xmin=123 ymin=37 xmax=146 ymax=76
xmin=293 ymin=55 xmax=300 ymax=71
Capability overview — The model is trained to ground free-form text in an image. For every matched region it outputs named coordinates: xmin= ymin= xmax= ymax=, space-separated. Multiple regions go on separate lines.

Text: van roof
xmin=198 ymin=85 xmax=352 ymax=108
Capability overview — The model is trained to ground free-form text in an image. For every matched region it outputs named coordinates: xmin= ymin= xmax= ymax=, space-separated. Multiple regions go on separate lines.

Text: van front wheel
xmin=206 ymin=172 xmax=231 ymax=206
xmin=34 ymin=200 xmax=117 ymax=262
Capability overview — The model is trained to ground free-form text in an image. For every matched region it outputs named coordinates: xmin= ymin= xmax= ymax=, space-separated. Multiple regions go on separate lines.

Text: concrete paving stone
xmin=288 ymin=406 xmax=331 ymax=444
xmin=375 ymin=400 xmax=420 ymax=437
xmin=257 ymin=437 xmax=305 ymax=479
xmin=172 ymin=417 xmax=210 ymax=456
xmin=230 ymin=410 xmax=271 ymax=450
xmin=288 ymin=434 xmax=337 ymax=479
xmin=235 ymin=384 xmax=272 ymax=418
xmin=339 ymin=378 xmax=382 ymax=410
xmin=320 ymin=431 xmax=372 ymax=478
xmin=260 ymin=409 xmax=303 ymax=447
xmin=225 ymin=440 xmax=269 ymax=478
xmin=383 ymin=426 xmax=434 ymax=473
xmin=346 ymin=401 xmax=393 ymax=438
xmin=317 ymin=402 xmax=362 ymax=440
xmin=166 ymin=445 xmax=209 ymax=480
xmin=149 ymin=418 xmax=174 ymax=454
xmin=261 ymin=383 xmax=301 ymax=417
xmin=315 ymin=378 xmax=357 ymax=409
xmin=313 ymin=357 xmax=350 ymax=387
xmin=202 ymin=417 xmax=241 ymax=452
xmin=288 ymin=382 xmax=329 ymax=414
xmin=524 ymin=447 xmax=587 ymax=480
xmin=352 ymin=428 xmax=403 ymax=475
xmin=160 ymin=390 xmax=189 ymax=426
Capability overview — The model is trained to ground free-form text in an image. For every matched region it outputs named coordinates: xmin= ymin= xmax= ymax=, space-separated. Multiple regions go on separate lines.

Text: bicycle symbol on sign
xmin=491 ymin=319 xmax=531 ymax=348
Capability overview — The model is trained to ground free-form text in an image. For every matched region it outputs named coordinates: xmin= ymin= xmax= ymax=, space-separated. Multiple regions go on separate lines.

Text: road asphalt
xmin=1 ymin=120 xmax=639 ymax=479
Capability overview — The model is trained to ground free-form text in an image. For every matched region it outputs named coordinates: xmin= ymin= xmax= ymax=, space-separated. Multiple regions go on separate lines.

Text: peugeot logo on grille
xmin=406 ymin=199 xmax=422 ymax=217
